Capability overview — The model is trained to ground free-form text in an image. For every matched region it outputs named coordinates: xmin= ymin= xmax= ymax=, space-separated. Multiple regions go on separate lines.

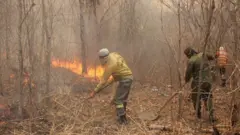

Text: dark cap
xmin=184 ymin=47 xmax=197 ymax=58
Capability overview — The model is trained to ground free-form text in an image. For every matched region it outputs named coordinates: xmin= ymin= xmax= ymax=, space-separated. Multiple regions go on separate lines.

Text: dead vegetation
xmin=0 ymin=78 xmax=239 ymax=135
xmin=0 ymin=0 xmax=239 ymax=134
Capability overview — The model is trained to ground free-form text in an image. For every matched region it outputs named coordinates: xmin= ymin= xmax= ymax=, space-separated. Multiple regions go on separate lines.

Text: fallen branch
xmin=227 ymin=86 xmax=240 ymax=95
xmin=138 ymin=92 xmax=180 ymax=121
xmin=156 ymin=92 xmax=179 ymax=114
xmin=148 ymin=124 xmax=226 ymax=134
xmin=148 ymin=124 xmax=172 ymax=131
xmin=128 ymin=115 xmax=148 ymax=133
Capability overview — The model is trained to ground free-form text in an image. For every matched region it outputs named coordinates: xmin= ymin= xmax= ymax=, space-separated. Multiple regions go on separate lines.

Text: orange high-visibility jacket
xmin=216 ymin=49 xmax=227 ymax=67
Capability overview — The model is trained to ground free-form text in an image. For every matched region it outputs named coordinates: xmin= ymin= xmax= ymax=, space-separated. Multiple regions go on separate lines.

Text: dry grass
xmin=0 ymin=81 xmax=238 ymax=135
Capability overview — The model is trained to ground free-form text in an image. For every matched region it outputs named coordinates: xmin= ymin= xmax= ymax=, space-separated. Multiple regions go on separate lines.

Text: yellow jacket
xmin=94 ymin=52 xmax=133 ymax=92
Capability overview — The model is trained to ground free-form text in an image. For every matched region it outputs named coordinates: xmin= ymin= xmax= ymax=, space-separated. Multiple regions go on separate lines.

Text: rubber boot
xmin=194 ymin=102 xmax=201 ymax=119
xmin=123 ymin=102 xmax=127 ymax=111
xmin=204 ymin=100 xmax=208 ymax=111
xmin=206 ymin=97 xmax=217 ymax=123
xmin=221 ymin=75 xmax=226 ymax=87
xmin=117 ymin=115 xmax=128 ymax=125
xmin=209 ymin=115 xmax=217 ymax=123
xmin=197 ymin=110 xmax=201 ymax=119
xmin=221 ymin=80 xmax=226 ymax=87
xmin=209 ymin=109 xmax=217 ymax=123
xmin=116 ymin=107 xmax=128 ymax=125
xmin=212 ymin=126 xmax=220 ymax=135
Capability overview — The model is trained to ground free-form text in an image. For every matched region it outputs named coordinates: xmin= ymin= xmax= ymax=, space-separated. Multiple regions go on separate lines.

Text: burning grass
xmin=51 ymin=59 xmax=104 ymax=79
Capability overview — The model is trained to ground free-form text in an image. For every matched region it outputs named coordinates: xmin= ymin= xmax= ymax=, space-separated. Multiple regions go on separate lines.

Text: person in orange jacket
xmin=215 ymin=46 xmax=228 ymax=87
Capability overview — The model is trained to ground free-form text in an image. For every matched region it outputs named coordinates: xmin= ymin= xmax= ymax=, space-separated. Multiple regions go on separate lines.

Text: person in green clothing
xmin=89 ymin=48 xmax=133 ymax=125
xmin=184 ymin=47 xmax=217 ymax=122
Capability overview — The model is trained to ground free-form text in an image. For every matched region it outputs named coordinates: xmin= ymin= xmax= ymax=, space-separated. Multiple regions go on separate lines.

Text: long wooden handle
xmin=157 ymin=92 xmax=179 ymax=114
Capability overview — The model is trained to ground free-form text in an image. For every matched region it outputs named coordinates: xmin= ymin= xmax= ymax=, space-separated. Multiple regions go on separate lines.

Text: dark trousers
xmin=219 ymin=66 xmax=226 ymax=86
xmin=219 ymin=67 xmax=226 ymax=75
xmin=191 ymin=82 xmax=214 ymax=119
xmin=114 ymin=78 xmax=132 ymax=117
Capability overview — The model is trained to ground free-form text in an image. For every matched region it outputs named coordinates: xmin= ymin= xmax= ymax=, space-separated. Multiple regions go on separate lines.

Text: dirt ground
xmin=0 ymin=68 xmax=238 ymax=135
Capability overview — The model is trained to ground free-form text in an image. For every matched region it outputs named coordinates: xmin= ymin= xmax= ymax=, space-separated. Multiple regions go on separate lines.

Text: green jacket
xmin=94 ymin=52 xmax=133 ymax=92
xmin=185 ymin=52 xmax=214 ymax=84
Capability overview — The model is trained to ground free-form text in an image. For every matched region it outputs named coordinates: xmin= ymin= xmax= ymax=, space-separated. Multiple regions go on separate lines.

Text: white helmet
xmin=98 ymin=48 xmax=109 ymax=65
xmin=98 ymin=48 xmax=109 ymax=57
xmin=219 ymin=46 xmax=224 ymax=51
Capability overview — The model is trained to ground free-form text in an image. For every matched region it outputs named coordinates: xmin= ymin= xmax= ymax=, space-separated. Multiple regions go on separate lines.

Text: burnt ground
xmin=0 ymin=67 xmax=238 ymax=135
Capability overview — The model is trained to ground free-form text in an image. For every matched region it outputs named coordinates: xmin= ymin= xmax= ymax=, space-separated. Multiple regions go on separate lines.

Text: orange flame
xmin=51 ymin=59 xmax=104 ymax=79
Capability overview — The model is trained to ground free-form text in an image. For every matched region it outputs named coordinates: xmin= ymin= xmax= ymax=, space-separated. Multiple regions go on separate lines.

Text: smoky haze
xmin=2 ymin=0 xmax=183 ymax=84
xmin=0 ymin=0 xmax=240 ymax=134
xmin=1 ymin=0 xmax=238 ymax=88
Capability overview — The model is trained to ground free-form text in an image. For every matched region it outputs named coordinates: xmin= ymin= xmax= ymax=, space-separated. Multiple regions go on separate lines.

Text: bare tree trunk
xmin=26 ymin=0 xmax=36 ymax=121
xmin=92 ymin=0 xmax=99 ymax=79
xmin=125 ymin=0 xmax=137 ymax=42
xmin=93 ymin=0 xmax=100 ymax=49
xmin=79 ymin=0 xmax=87 ymax=74
xmin=118 ymin=1 xmax=123 ymax=51
xmin=40 ymin=3 xmax=45 ymax=65
xmin=119 ymin=0 xmax=137 ymax=58
xmin=0 ymin=1 xmax=5 ymax=96
xmin=42 ymin=0 xmax=51 ymax=101
xmin=177 ymin=0 xmax=183 ymax=120
xmin=0 ymin=40 xmax=3 ymax=96
xmin=196 ymin=0 xmax=215 ymax=123
xmin=5 ymin=0 xmax=10 ymax=66
xmin=17 ymin=0 xmax=24 ymax=119
xmin=39 ymin=0 xmax=46 ymax=101
xmin=129 ymin=0 xmax=137 ymax=63
xmin=229 ymin=0 xmax=240 ymax=129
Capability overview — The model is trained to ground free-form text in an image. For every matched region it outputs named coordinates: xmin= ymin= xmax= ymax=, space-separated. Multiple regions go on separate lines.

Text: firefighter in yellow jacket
xmin=215 ymin=46 xmax=228 ymax=87
xmin=89 ymin=48 xmax=133 ymax=124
